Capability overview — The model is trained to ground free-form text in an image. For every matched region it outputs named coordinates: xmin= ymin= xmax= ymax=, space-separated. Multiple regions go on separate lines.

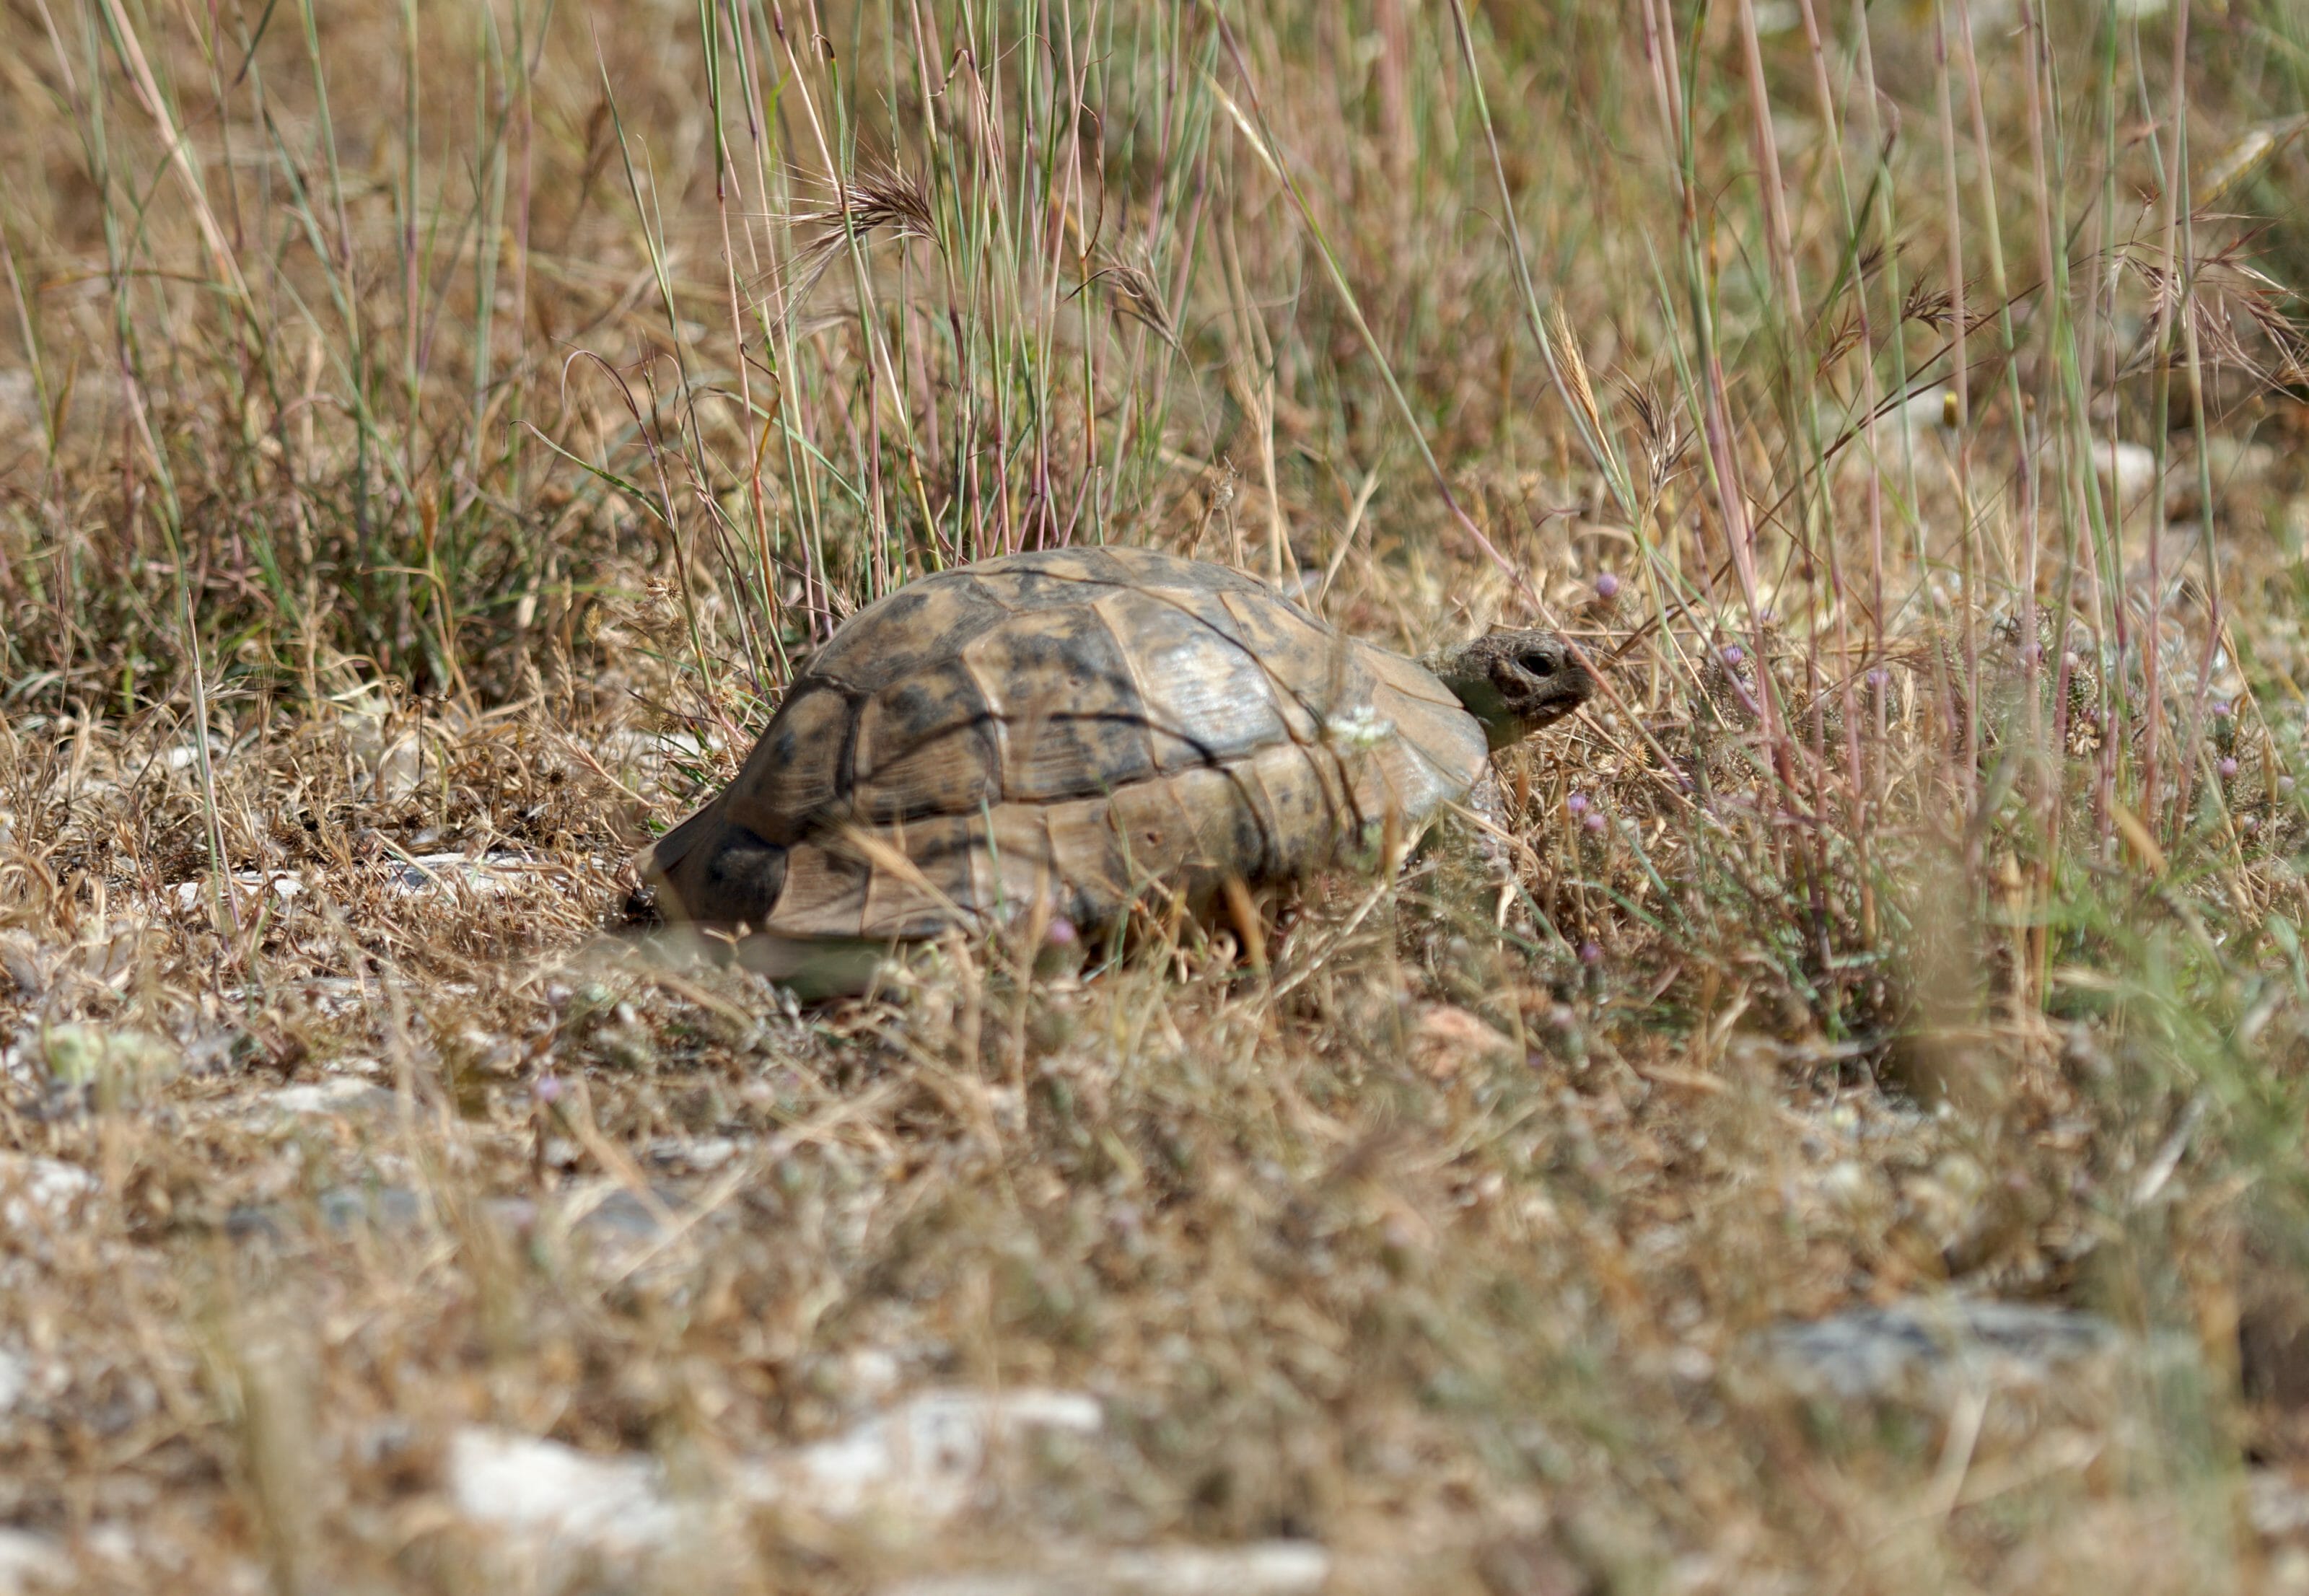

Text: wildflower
xmin=1578 ymin=941 xmax=1603 ymax=965
xmin=1583 ymin=811 xmax=1606 ymax=833
xmin=533 ymin=1074 xmax=563 ymax=1105
xmin=1595 ymin=572 xmax=1621 ymax=601
xmin=1566 ymin=792 xmax=1589 ymax=816
xmin=2220 ymin=757 xmax=2240 ymax=779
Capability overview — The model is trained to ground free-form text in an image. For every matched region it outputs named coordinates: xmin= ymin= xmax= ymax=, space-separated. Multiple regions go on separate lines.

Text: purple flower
xmin=1722 ymin=645 xmax=1745 ymax=665
xmin=533 ymin=1074 xmax=563 ymax=1105
xmin=2220 ymin=757 xmax=2240 ymax=779
xmin=1045 ymin=914 xmax=1079 ymax=946
xmin=1865 ymin=669 xmax=1890 ymax=690
xmin=2213 ymin=699 xmax=2233 ymax=719
xmin=1566 ymin=792 xmax=1590 ymax=816
xmin=1595 ymin=571 xmax=1621 ymax=600
xmin=1578 ymin=941 xmax=1603 ymax=965
xmin=1583 ymin=811 xmax=1607 ymax=833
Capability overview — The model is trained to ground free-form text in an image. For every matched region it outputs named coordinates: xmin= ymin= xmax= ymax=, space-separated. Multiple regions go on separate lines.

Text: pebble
xmin=449 ymin=1429 xmax=684 ymax=1558
xmin=748 ymin=1388 xmax=1105 ymax=1521
xmin=1754 ymin=1295 xmax=2121 ymax=1404
xmin=0 ymin=1155 xmax=97 ymax=1230
xmin=447 ymin=1388 xmax=1105 ymax=1564
xmin=0 ymin=1530 xmax=69 ymax=1596
xmin=882 ymin=1540 xmax=1331 ymax=1596
xmin=263 ymin=1079 xmax=393 ymax=1119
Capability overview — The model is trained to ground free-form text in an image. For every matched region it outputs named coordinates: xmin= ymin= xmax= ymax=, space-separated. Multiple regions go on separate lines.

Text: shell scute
xmin=959 ymin=602 xmax=1160 ymax=802
xmin=721 ymin=683 xmax=854 ymax=843
xmin=768 ymin=836 xmax=873 ymax=938
xmin=1097 ymin=588 xmax=1293 ymax=769
xmin=969 ymin=545 xmax=1134 ymax=595
xmin=1242 ymin=740 xmax=1351 ymax=878
xmin=1215 ymin=589 xmax=1377 ymax=735
xmin=850 ymin=658 xmax=1003 ymax=820
xmin=809 ymin=574 xmax=1003 ymax=694
xmin=858 ymin=812 xmax=986 ymax=937
xmin=1368 ymin=670 xmax=1490 ymax=791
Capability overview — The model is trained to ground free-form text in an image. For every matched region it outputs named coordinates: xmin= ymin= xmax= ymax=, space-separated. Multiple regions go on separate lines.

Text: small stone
xmin=883 ymin=1541 xmax=1331 ymax=1596
xmin=1753 ymin=1296 xmax=2122 ymax=1406
xmin=2090 ymin=438 xmax=2159 ymax=503
xmin=740 ymin=1388 xmax=1103 ymax=1522
xmin=449 ymin=1429 xmax=683 ymax=1558
xmin=265 ymin=1079 xmax=392 ymax=1119
xmin=0 ymin=1154 xmax=96 ymax=1229
xmin=0 ymin=1528 xmax=69 ymax=1595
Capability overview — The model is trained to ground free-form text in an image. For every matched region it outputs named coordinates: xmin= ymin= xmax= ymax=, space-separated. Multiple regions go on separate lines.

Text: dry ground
xmin=5 ymin=0 xmax=2309 ymax=1590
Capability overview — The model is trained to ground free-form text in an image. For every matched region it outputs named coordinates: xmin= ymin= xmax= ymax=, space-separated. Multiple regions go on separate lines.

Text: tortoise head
xmin=1427 ymin=629 xmax=1597 ymax=750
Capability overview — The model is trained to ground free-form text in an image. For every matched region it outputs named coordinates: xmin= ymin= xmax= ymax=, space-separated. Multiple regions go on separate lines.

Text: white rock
xmin=2252 ymin=1469 xmax=2309 ymax=1539
xmin=447 ymin=1429 xmax=686 ymax=1557
xmin=882 ymin=1541 xmax=1331 ymax=1596
xmin=1100 ymin=1543 xmax=1331 ymax=1595
xmin=0 ymin=1156 xmax=96 ymax=1230
xmin=2090 ymin=439 xmax=2160 ymax=504
xmin=450 ymin=1387 xmax=1104 ymax=1568
xmin=0 ymin=1529 xmax=69 ymax=1595
xmin=265 ymin=1079 xmax=392 ymax=1118
xmin=839 ymin=1347 xmax=904 ymax=1406
xmin=1756 ymin=1295 xmax=2121 ymax=1403
xmin=385 ymin=852 xmax=553 ymax=898
xmin=172 ymin=874 xmax=302 ymax=912
xmin=755 ymin=1388 xmax=1103 ymax=1522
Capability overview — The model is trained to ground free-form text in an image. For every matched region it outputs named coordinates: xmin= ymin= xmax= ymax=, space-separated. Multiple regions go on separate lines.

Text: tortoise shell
xmin=643 ymin=546 xmax=1501 ymax=940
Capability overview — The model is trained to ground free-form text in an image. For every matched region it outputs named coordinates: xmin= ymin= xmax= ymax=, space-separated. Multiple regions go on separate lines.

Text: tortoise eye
xmin=1517 ymin=648 xmax=1559 ymax=678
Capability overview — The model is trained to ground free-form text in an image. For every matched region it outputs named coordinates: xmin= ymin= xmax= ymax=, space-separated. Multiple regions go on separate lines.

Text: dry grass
xmin=4 ymin=0 xmax=2309 ymax=1590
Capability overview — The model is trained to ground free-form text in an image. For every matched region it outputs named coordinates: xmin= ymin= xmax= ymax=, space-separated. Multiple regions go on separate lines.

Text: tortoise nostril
xmin=1517 ymin=649 xmax=1558 ymax=679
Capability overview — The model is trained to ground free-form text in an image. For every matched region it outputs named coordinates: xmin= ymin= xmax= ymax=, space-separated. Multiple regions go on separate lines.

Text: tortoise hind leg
xmin=644 ymin=809 xmax=792 ymax=929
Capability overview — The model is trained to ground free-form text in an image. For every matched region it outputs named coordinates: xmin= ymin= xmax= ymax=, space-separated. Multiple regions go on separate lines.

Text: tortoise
xmin=639 ymin=546 xmax=1592 ymax=971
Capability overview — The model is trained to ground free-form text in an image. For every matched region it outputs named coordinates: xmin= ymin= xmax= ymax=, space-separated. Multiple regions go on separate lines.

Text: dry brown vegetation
xmin=5 ymin=0 xmax=2309 ymax=1590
